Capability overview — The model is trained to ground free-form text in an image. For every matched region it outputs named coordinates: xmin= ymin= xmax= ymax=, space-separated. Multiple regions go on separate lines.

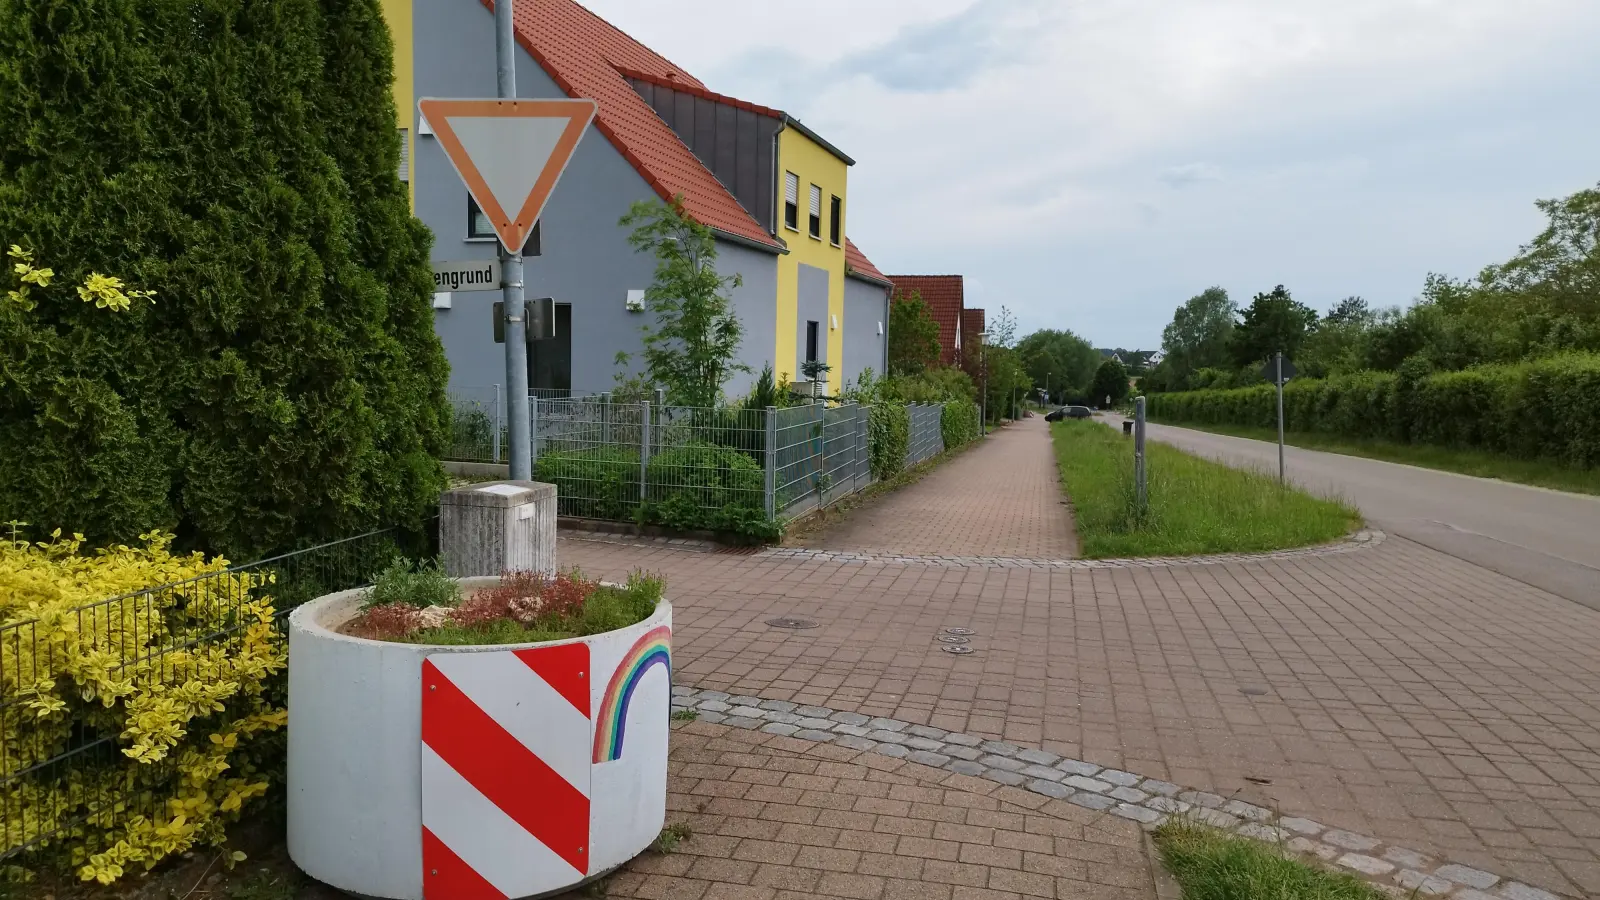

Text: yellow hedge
xmin=0 ymin=526 xmax=286 ymax=883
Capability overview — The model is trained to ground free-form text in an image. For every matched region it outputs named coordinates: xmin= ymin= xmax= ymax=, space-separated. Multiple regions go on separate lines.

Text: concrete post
xmin=439 ymin=480 xmax=556 ymax=577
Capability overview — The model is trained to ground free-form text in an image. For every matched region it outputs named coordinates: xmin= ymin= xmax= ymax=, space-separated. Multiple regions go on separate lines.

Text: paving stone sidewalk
xmin=563 ymin=719 xmax=1155 ymax=900
xmin=559 ymin=529 xmax=1600 ymax=898
xmin=793 ymin=417 xmax=1078 ymax=559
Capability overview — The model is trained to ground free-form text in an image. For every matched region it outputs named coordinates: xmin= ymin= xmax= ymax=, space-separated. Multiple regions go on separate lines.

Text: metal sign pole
xmin=1276 ymin=351 xmax=1286 ymax=485
xmin=1133 ymin=396 xmax=1147 ymax=516
xmin=495 ymin=0 xmax=532 ymax=481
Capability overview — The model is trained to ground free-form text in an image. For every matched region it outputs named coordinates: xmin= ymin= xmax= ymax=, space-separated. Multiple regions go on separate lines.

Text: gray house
xmin=392 ymin=0 xmax=891 ymax=405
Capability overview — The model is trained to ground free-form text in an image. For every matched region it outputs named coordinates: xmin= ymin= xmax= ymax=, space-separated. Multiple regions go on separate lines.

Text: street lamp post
xmin=977 ymin=331 xmax=990 ymax=436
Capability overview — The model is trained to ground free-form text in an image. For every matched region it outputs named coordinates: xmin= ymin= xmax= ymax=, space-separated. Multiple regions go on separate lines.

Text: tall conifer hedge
xmin=0 ymin=0 xmax=449 ymax=557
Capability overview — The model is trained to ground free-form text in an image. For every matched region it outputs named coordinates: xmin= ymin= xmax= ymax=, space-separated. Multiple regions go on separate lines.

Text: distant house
xmin=1147 ymin=349 xmax=1165 ymax=367
xmin=887 ymin=275 xmax=968 ymax=367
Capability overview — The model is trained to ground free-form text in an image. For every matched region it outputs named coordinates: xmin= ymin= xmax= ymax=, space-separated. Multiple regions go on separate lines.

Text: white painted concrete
xmin=287 ymin=579 xmax=671 ymax=900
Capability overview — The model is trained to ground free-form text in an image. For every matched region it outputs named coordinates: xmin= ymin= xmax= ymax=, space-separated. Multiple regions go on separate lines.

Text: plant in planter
xmin=286 ymin=561 xmax=674 ymax=900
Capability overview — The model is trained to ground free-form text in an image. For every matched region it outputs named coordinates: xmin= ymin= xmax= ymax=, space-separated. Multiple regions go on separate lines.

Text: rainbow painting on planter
xmin=593 ymin=625 xmax=672 ymax=763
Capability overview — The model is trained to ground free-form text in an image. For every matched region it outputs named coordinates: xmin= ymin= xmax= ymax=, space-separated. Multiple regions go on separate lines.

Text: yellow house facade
xmin=774 ymin=124 xmax=852 ymax=390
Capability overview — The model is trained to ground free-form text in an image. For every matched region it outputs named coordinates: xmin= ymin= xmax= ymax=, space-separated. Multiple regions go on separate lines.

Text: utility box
xmin=439 ymin=480 xmax=557 ymax=577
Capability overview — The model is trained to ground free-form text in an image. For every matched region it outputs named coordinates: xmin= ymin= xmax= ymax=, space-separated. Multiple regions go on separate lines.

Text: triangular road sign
xmin=418 ymin=98 xmax=597 ymax=253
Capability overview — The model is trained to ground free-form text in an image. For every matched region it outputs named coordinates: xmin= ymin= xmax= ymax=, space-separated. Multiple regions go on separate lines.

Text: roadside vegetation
xmin=1153 ymin=820 xmax=1390 ymax=900
xmin=1051 ymin=420 xmax=1358 ymax=558
xmin=1151 ymin=419 xmax=1600 ymax=497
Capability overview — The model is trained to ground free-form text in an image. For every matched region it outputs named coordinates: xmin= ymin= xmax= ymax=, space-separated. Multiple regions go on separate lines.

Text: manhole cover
xmin=944 ymin=627 xmax=976 ymax=636
xmin=942 ymin=646 xmax=974 ymax=655
xmin=937 ymin=635 xmax=970 ymax=645
xmin=766 ymin=617 xmax=819 ymax=630
xmin=1239 ymin=686 xmax=1269 ymax=696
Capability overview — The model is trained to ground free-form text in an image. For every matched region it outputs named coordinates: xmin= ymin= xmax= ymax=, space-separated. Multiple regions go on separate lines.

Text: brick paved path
xmin=569 ymin=720 xmax=1155 ymax=900
xmin=562 ymin=529 xmax=1600 ymax=897
xmin=794 ymin=418 xmax=1078 ymax=559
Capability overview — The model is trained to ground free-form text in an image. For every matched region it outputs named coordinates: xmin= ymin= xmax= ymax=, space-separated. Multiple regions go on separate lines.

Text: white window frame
xmin=808 ymin=184 xmax=823 ymax=239
xmin=783 ymin=172 xmax=800 ymax=232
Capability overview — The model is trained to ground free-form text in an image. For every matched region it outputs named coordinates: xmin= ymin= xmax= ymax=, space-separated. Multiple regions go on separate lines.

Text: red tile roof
xmin=888 ymin=275 xmax=965 ymax=366
xmin=844 ymin=239 xmax=890 ymax=286
xmin=487 ymin=0 xmax=780 ymax=249
xmin=617 ymin=66 xmax=785 ymax=120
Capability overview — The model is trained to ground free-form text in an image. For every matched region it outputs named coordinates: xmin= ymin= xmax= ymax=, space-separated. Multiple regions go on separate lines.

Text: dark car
xmin=1044 ymin=406 xmax=1093 ymax=422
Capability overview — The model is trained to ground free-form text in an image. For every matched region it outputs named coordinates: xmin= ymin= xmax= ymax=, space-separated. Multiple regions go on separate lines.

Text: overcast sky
xmin=581 ymin=0 xmax=1600 ymax=349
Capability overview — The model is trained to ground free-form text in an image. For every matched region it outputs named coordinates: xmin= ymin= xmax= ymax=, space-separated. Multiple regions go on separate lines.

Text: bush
xmin=0 ymin=529 xmax=286 ymax=883
xmin=940 ymin=400 xmax=980 ymax=449
xmin=1147 ymin=352 xmax=1600 ymax=468
xmin=535 ymin=447 xmax=642 ymax=521
xmin=868 ymin=403 xmax=911 ymax=481
xmin=0 ymin=0 xmax=449 ymax=558
xmin=642 ymin=443 xmax=774 ymax=538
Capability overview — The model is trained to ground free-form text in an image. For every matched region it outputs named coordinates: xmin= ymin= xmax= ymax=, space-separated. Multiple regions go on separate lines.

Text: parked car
xmin=1044 ymin=406 xmax=1093 ymax=422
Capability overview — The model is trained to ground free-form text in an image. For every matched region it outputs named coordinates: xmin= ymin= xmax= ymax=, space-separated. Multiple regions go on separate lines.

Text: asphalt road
xmin=1097 ymin=415 xmax=1600 ymax=610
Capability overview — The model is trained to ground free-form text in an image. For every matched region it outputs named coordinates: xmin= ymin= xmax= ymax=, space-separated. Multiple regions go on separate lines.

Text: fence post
xmin=529 ymin=394 xmax=540 ymax=467
xmin=601 ymin=391 xmax=612 ymax=445
xmin=492 ymin=384 xmax=502 ymax=464
xmin=764 ymin=406 xmax=778 ymax=519
xmin=640 ymin=400 xmax=651 ymax=508
xmin=1134 ymin=396 xmax=1148 ymax=517
xmin=854 ymin=404 xmax=866 ymax=491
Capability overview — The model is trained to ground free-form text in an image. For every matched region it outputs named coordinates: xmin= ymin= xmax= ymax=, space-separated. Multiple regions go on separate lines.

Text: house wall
xmin=842 ymin=277 xmax=889 ymax=388
xmin=795 ymin=263 xmax=831 ymax=376
xmin=410 ymin=0 xmax=775 ymax=403
xmin=379 ymin=0 xmax=415 ymax=207
xmin=774 ymin=127 xmax=848 ymax=391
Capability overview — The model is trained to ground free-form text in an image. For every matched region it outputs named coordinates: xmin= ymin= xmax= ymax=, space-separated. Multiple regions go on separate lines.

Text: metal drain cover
xmin=944 ymin=627 xmax=976 ymax=636
xmin=937 ymin=635 xmax=970 ymax=645
xmin=766 ymin=616 xmax=819 ymax=630
xmin=942 ymin=645 xmax=975 ymax=654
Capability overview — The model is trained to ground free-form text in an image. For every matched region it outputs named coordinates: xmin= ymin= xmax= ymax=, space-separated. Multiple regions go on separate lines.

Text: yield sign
xmin=418 ymin=98 xmax=597 ymax=252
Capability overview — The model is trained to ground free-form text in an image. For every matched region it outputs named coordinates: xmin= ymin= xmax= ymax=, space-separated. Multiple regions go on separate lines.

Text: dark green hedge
xmin=940 ymin=400 xmax=980 ymax=450
xmin=867 ymin=404 xmax=910 ymax=481
xmin=1148 ymin=353 xmax=1600 ymax=468
xmin=0 ymin=0 xmax=449 ymax=557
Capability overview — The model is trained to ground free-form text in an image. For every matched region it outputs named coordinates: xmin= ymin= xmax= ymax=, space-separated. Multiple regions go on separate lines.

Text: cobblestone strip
xmin=562 ymin=531 xmax=721 ymax=552
xmin=759 ymin=528 xmax=1385 ymax=569
xmin=671 ymin=684 xmax=1568 ymax=900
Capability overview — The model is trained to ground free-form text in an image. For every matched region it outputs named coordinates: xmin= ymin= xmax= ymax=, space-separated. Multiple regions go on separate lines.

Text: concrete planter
xmin=287 ymin=578 xmax=672 ymax=900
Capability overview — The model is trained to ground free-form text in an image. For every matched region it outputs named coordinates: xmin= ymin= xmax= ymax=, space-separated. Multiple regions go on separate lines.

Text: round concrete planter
xmin=286 ymin=578 xmax=672 ymax=900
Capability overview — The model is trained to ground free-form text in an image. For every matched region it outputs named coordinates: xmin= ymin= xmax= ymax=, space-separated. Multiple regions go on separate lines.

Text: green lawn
xmin=1153 ymin=820 xmax=1389 ymax=900
xmin=1051 ymin=420 xmax=1359 ymax=558
xmin=1152 ymin=419 xmax=1600 ymax=497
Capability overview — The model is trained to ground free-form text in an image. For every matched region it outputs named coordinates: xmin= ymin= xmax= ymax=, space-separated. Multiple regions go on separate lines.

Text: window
xmin=805 ymin=320 xmax=820 ymax=365
xmin=783 ymin=172 xmax=799 ymax=231
xmin=808 ymin=184 xmax=822 ymax=239
xmin=467 ymin=196 xmax=540 ymax=255
xmin=397 ymin=129 xmax=409 ymax=183
xmin=829 ymin=195 xmax=842 ymax=246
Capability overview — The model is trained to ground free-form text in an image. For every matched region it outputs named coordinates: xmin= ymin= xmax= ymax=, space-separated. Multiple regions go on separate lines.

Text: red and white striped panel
xmin=421 ymin=644 xmax=592 ymax=900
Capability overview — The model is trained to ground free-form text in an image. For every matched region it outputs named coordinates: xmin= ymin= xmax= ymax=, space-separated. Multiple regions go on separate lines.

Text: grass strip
xmin=1153 ymin=819 xmax=1390 ymax=900
xmin=1052 ymin=420 xmax=1358 ymax=558
xmin=1149 ymin=419 xmax=1600 ymax=497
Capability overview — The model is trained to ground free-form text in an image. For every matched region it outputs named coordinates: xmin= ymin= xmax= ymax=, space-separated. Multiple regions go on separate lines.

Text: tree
xmin=1160 ymin=287 xmax=1236 ymax=386
xmin=1015 ymin=329 xmax=1100 ymax=402
xmin=887 ymin=292 xmax=941 ymax=375
xmin=1229 ymin=285 xmax=1319 ymax=368
xmin=1090 ymin=358 xmax=1130 ymax=407
xmin=0 ymin=0 xmax=449 ymax=557
xmin=620 ymin=197 xmax=746 ymax=409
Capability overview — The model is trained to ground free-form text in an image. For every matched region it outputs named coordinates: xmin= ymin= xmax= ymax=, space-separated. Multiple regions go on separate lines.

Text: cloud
xmin=838 ymin=0 xmax=1046 ymax=93
xmin=578 ymin=0 xmax=1600 ymax=347
xmin=1158 ymin=163 xmax=1223 ymax=188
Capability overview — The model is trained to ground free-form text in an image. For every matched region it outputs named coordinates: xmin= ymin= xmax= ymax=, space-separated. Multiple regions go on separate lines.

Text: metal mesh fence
xmin=449 ymin=390 xmax=949 ymax=526
xmin=907 ymin=403 xmax=946 ymax=466
xmin=0 ymin=524 xmax=432 ymax=862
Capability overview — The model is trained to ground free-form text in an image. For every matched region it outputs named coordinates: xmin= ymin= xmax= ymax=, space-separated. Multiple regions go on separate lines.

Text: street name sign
xmin=432 ymin=258 xmax=502 ymax=292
